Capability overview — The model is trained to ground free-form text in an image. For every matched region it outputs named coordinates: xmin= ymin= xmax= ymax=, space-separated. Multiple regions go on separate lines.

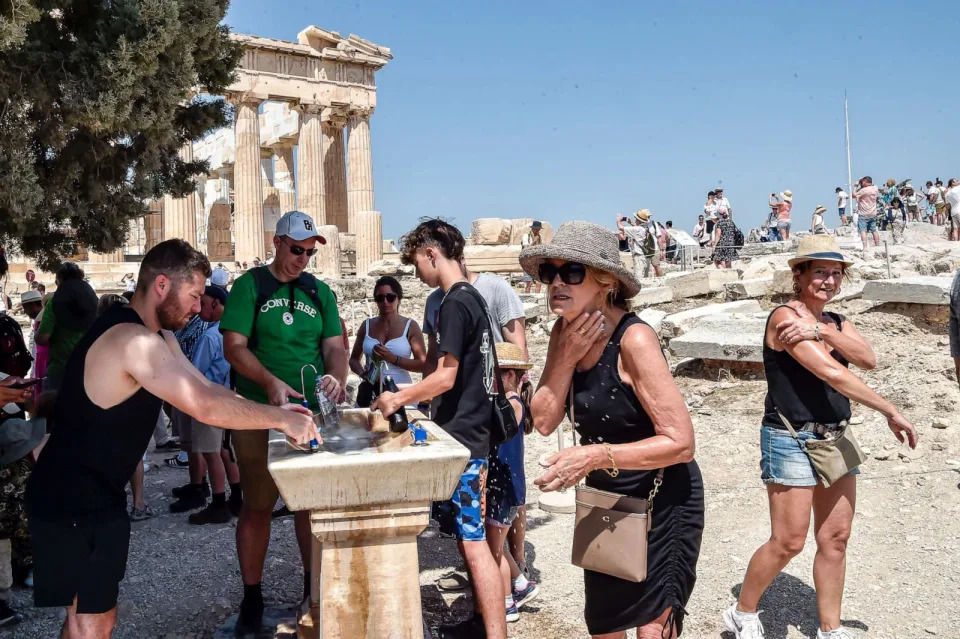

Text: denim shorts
xmin=433 ymin=458 xmax=488 ymax=541
xmin=857 ymin=216 xmax=878 ymax=233
xmin=760 ymin=425 xmax=859 ymax=487
xmin=777 ymin=220 xmax=791 ymax=231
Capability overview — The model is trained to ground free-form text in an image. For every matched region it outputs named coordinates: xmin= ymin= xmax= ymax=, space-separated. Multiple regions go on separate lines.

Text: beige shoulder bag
xmin=569 ymin=385 xmax=664 ymax=583
xmin=775 ymin=408 xmax=866 ymax=487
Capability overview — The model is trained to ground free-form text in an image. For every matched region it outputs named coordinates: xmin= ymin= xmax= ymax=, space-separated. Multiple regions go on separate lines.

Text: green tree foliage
xmin=0 ymin=0 xmax=242 ymax=269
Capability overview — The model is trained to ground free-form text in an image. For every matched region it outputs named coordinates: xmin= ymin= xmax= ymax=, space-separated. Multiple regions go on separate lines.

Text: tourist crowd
xmin=0 ymin=209 xmax=925 ymax=639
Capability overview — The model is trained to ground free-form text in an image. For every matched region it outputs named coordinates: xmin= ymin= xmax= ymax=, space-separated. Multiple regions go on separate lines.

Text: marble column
xmin=145 ymin=200 xmax=164 ymax=253
xmin=313 ymin=224 xmax=342 ymax=279
xmin=322 ymin=111 xmax=349 ymax=232
xmin=355 ymin=210 xmax=383 ymax=277
xmin=273 ymin=144 xmax=297 ymax=214
xmin=297 ymin=105 xmax=326 ymax=225
xmin=88 ymin=248 xmax=125 ymax=262
xmin=346 ymin=109 xmax=375 ymax=231
xmin=233 ymin=98 xmax=265 ymax=263
xmin=162 ymin=143 xmax=198 ymax=246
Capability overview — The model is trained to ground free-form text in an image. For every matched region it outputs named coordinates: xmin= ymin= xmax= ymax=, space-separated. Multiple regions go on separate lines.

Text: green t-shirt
xmin=36 ymin=303 xmax=85 ymax=379
xmin=219 ymin=269 xmax=342 ymax=408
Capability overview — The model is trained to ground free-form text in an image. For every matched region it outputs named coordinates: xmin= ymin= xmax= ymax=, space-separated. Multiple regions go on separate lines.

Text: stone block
xmin=668 ymin=314 xmax=767 ymax=363
xmin=463 ymin=245 xmax=522 ymax=273
xmin=862 ymin=276 xmax=954 ymax=305
xmin=740 ymin=255 xmax=791 ymax=280
xmin=638 ymin=308 xmax=667 ymax=335
xmin=629 ymin=286 xmax=673 ymax=309
xmin=664 ymin=269 xmax=739 ymax=299
xmin=661 ymin=300 xmax=763 ymax=337
xmin=771 ymin=268 xmax=794 ymax=295
xmin=367 ymin=259 xmax=414 ymax=277
xmin=725 ymin=277 xmax=772 ymax=300
xmin=522 ymin=302 xmax=540 ymax=321
xmin=739 ymin=241 xmax=794 ymax=256
xmin=470 ymin=218 xmax=513 ymax=245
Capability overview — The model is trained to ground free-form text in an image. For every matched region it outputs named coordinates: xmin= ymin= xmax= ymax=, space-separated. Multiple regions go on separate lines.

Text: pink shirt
xmin=777 ymin=201 xmax=792 ymax=221
xmin=856 ymin=185 xmax=879 ymax=218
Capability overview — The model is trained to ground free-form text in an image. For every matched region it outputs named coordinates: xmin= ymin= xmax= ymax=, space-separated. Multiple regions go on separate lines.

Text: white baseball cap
xmin=275 ymin=211 xmax=326 ymax=244
xmin=209 ymin=267 xmax=229 ymax=288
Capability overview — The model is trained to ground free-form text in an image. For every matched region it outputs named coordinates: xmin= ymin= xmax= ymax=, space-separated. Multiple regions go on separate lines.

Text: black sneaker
xmin=436 ymin=614 xmax=485 ymax=639
xmin=172 ymin=481 xmax=210 ymax=499
xmin=234 ymin=598 xmax=264 ymax=638
xmin=169 ymin=491 xmax=206 ymax=513
xmin=164 ymin=455 xmax=189 ymax=469
xmin=0 ymin=600 xmax=23 ymax=628
xmin=228 ymin=490 xmax=244 ymax=518
xmin=188 ymin=502 xmax=231 ymax=525
xmin=155 ymin=440 xmax=180 ymax=450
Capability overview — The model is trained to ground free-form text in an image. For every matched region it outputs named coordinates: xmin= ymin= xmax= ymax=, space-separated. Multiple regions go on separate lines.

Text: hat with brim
xmin=275 ymin=211 xmax=327 ymax=244
xmin=787 ymin=235 xmax=854 ymax=268
xmin=814 ymin=205 xmax=827 ymax=215
xmin=20 ymin=291 xmax=42 ymax=305
xmin=781 ymin=190 xmax=793 ymax=202
xmin=531 ymin=220 xmax=543 ymax=229
xmin=203 ymin=285 xmax=228 ymax=305
xmin=519 ymin=221 xmax=641 ymax=299
xmin=495 ymin=342 xmax=532 ymax=370
xmin=634 ymin=209 xmax=651 ymax=223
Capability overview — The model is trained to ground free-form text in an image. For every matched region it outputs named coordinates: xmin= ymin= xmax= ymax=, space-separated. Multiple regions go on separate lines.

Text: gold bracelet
xmin=602 ymin=443 xmax=619 ymax=478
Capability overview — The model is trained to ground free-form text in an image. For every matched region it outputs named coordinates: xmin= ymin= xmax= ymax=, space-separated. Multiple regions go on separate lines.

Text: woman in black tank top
xmin=726 ymin=236 xmax=918 ymax=639
xmin=520 ymin=222 xmax=703 ymax=638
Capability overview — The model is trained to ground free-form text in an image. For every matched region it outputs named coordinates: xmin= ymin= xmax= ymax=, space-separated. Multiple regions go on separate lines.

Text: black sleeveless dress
xmin=571 ymin=313 xmax=704 ymax=635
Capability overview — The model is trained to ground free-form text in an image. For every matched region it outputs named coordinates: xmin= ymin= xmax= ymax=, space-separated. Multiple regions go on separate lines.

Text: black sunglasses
xmin=374 ymin=293 xmax=398 ymax=303
xmin=538 ymin=262 xmax=587 ymax=285
xmin=280 ymin=236 xmax=318 ymax=257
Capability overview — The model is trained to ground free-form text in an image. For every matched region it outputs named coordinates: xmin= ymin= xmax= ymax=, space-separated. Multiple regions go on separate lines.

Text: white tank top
xmin=362 ymin=318 xmax=414 ymax=386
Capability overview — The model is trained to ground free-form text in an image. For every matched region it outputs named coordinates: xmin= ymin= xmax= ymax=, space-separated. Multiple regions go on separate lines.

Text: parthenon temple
xmin=93 ymin=25 xmax=392 ymax=278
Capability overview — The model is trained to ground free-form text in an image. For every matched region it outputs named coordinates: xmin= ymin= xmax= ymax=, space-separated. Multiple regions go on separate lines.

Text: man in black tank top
xmin=26 ymin=240 xmax=317 ymax=639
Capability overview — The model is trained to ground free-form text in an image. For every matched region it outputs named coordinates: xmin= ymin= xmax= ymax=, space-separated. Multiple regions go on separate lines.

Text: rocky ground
xmin=6 ymin=225 xmax=960 ymax=638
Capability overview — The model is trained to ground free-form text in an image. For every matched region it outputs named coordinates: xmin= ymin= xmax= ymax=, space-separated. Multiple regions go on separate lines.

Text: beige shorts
xmin=231 ymin=429 xmax=280 ymax=511
xmin=190 ymin=418 xmax=224 ymax=454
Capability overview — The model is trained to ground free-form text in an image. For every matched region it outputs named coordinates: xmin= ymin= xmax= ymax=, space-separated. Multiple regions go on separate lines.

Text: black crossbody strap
xmin=446 ymin=282 xmax=508 ymax=402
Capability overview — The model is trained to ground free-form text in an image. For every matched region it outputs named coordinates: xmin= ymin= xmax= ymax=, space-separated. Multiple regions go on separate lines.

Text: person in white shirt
xmin=811 ymin=205 xmax=828 ymax=235
xmin=835 ymin=187 xmax=849 ymax=226
xmin=693 ymin=215 xmax=708 ymax=249
xmin=618 ymin=209 xmax=664 ymax=278
xmin=902 ymin=184 xmax=922 ymax=222
xmin=715 ymin=187 xmax=732 ymax=218
xmin=703 ymin=191 xmax=719 ymax=246
xmin=945 ymin=179 xmax=960 ymax=241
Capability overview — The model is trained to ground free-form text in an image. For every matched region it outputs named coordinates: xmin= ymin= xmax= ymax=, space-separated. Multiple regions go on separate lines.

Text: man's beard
xmin=157 ymin=286 xmax=193 ymax=330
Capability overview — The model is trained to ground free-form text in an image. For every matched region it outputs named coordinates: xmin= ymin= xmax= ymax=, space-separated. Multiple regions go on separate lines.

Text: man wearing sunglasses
xmin=219 ymin=211 xmax=348 ymax=635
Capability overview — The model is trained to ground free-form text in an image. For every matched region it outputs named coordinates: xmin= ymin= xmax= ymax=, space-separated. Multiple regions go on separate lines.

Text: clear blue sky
xmin=225 ymin=0 xmax=959 ymax=241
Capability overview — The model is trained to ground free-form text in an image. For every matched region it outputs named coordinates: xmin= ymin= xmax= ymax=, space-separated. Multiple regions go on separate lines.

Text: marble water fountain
xmin=267 ymin=408 xmax=469 ymax=639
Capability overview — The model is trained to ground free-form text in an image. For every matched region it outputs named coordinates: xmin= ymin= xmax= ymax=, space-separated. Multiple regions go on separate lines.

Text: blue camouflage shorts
xmin=433 ymin=458 xmax=488 ymax=541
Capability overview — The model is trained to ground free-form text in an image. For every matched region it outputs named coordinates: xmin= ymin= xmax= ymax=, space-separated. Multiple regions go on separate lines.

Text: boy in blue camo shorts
xmin=373 ymin=219 xmax=505 ymax=639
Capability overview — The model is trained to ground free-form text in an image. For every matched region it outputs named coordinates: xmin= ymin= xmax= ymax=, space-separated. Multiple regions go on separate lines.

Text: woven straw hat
xmin=781 ymin=190 xmax=793 ymax=202
xmin=788 ymin=235 xmax=853 ymax=268
xmin=495 ymin=342 xmax=532 ymax=370
xmin=634 ymin=209 xmax=651 ymax=223
xmin=814 ymin=205 xmax=827 ymax=215
xmin=519 ymin=221 xmax=641 ymax=298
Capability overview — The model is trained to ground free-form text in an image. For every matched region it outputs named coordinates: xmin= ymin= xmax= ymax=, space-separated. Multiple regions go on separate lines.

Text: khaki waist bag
xmin=776 ymin=409 xmax=866 ymax=487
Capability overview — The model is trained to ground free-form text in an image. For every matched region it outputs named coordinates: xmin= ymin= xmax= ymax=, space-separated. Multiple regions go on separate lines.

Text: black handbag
xmin=445 ymin=282 xmax=520 ymax=446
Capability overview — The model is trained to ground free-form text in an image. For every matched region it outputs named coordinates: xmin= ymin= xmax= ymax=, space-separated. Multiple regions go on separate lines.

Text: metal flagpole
xmin=845 ymin=91 xmax=854 ymax=196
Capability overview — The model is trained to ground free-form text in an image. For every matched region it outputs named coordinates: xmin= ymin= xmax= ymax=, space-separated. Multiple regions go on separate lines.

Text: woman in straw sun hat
xmin=521 ymin=221 xmax=703 ymax=638
xmin=724 ymin=235 xmax=917 ymax=639
xmin=811 ymin=205 xmax=828 ymax=235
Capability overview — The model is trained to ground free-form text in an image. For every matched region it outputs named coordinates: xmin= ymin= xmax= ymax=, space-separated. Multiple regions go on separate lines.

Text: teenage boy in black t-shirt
xmin=373 ymin=219 xmax=506 ymax=639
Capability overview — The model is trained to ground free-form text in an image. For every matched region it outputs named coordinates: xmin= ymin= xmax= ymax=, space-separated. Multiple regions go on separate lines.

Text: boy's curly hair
xmin=398 ymin=218 xmax=465 ymax=266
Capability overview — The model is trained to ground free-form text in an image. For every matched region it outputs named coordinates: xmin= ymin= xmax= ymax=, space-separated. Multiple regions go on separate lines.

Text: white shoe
xmin=722 ymin=603 xmax=765 ymax=639
xmin=817 ymin=628 xmax=855 ymax=639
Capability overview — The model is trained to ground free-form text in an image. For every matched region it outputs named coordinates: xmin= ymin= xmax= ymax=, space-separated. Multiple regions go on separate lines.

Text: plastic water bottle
xmin=316 ymin=381 xmax=340 ymax=431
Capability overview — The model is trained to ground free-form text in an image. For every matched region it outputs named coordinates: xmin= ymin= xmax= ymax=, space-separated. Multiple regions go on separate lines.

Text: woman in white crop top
xmin=349 ymin=276 xmax=427 ymax=387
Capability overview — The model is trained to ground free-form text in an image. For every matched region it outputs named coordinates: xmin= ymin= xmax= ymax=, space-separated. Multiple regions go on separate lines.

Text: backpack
xmin=0 ymin=314 xmax=32 ymax=378
xmin=247 ymin=266 xmax=324 ymax=350
xmin=733 ymin=225 xmax=745 ymax=248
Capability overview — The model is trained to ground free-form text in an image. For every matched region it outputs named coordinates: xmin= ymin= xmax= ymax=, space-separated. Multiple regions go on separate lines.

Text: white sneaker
xmin=722 ymin=603 xmax=765 ymax=639
xmin=817 ymin=628 xmax=855 ymax=639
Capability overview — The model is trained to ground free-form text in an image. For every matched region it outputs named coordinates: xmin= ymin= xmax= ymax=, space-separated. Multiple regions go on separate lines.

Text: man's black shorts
xmin=28 ymin=513 xmax=130 ymax=614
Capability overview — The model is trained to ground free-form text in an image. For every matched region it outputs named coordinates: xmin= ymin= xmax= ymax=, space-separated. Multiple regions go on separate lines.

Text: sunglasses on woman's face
xmin=280 ymin=236 xmax=318 ymax=257
xmin=374 ymin=293 xmax=398 ymax=303
xmin=538 ymin=262 xmax=587 ymax=285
